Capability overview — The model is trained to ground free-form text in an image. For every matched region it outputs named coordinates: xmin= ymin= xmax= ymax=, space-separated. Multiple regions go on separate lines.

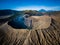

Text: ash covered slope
xmin=23 ymin=18 xmax=60 ymax=45
xmin=0 ymin=15 xmax=60 ymax=45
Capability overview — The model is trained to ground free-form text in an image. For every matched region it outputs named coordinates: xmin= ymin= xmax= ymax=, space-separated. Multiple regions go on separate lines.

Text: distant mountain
xmin=0 ymin=9 xmax=19 ymax=16
xmin=39 ymin=9 xmax=56 ymax=13
xmin=39 ymin=9 xmax=46 ymax=12
xmin=47 ymin=10 xmax=55 ymax=12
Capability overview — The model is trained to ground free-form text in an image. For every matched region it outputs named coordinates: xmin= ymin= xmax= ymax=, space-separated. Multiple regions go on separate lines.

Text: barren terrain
xmin=0 ymin=15 xmax=60 ymax=45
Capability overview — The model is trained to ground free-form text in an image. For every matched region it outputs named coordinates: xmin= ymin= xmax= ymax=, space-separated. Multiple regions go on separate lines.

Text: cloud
xmin=14 ymin=6 xmax=60 ymax=11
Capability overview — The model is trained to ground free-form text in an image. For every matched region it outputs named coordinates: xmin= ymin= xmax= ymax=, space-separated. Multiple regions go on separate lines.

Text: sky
xmin=0 ymin=0 xmax=60 ymax=11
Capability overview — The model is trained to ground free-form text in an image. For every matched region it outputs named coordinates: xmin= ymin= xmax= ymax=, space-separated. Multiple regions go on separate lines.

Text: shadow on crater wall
xmin=8 ymin=16 xmax=28 ymax=29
